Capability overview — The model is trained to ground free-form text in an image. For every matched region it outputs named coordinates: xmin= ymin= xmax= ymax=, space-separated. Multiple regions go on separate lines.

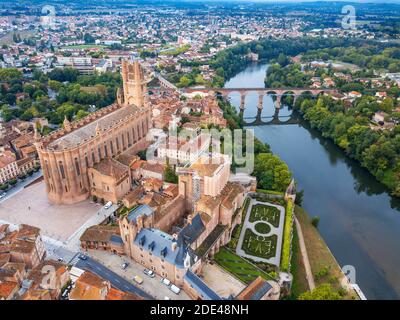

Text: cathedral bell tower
xmin=120 ymin=59 xmax=149 ymax=108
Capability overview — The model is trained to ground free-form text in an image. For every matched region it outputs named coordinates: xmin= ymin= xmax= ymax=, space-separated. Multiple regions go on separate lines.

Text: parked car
xmin=164 ymin=296 xmax=171 ymax=300
xmin=169 ymin=284 xmax=181 ymax=295
xmin=104 ymin=201 xmax=113 ymax=210
xmin=57 ymin=257 xmax=64 ymax=262
xmin=121 ymin=262 xmax=129 ymax=270
xmin=161 ymin=278 xmax=171 ymax=286
xmin=133 ymin=275 xmax=143 ymax=284
xmin=0 ymin=193 xmax=6 ymax=199
xmin=78 ymin=254 xmax=88 ymax=260
xmin=143 ymin=269 xmax=155 ymax=278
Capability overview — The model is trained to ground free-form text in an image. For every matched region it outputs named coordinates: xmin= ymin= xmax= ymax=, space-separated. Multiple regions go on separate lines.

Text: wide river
xmin=224 ymin=62 xmax=400 ymax=299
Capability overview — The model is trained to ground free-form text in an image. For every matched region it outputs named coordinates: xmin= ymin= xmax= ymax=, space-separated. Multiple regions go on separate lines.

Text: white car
xmin=143 ymin=269 xmax=155 ymax=278
xmin=161 ymin=278 xmax=171 ymax=286
xmin=169 ymin=284 xmax=181 ymax=295
xmin=104 ymin=201 xmax=113 ymax=210
xmin=0 ymin=193 xmax=6 ymax=199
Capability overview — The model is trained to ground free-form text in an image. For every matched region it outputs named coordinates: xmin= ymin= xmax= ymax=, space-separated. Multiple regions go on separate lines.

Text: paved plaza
xmin=0 ymin=180 xmax=101 ymax=242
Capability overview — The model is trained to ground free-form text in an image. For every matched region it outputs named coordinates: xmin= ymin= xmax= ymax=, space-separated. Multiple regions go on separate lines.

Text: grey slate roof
xmin=184 ymin=270 xmax=221 ymax=300
xmin=127 ymin=204 xmax=154 ymax=223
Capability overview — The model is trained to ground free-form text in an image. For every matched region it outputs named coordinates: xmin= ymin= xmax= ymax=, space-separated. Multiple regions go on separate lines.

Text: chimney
xmin=187 ymin=214 xmax=193 ymax=225
xmin=171 ymin=241 xmax=178 ymax=252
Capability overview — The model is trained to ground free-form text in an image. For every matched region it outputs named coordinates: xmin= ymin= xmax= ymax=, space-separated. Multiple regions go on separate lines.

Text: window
xmin=98 ymin=147 xmax=102 ymax=159
xmin=104 ymin=144 xmax=108 ymax=157
xmin=58 ymin=161 xmax=65 ymax=179
xmin=110 ymin=141 xmax=114 ymax=155
xmin=127 ymin=131 xmax=131 ymax=146
xmin=132 ymin=128 xmax=136 ymax=143
xmin=45 ymin=160 xmax=51 ymax=179
xmin=74 ymin=158 xmax=80 ymax=176
xmin=115 ymin=137 xmax=119 ymax=152
xmin=85 ymin=155 xmax=89 ymax=168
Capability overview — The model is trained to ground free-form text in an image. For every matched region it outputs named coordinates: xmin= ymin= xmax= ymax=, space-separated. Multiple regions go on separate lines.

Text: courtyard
xmin=0 ymin=180 xmax=101 ymax=243
xmin=236 ymin=198 xmax=285 ymax=266
xmin=201 ymin=261 xmax=245 ymax=297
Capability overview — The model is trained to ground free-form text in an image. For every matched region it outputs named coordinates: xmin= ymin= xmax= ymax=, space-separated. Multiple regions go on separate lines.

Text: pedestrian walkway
xmin=294 ymin=216 xmax=315 ymax=290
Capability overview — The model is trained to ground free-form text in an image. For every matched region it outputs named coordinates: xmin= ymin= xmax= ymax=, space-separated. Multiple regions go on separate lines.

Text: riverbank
xmin=293 ymin=99 xmax=400 ymax=198
xmin=293 ymin=205 xmax=357 ymax=300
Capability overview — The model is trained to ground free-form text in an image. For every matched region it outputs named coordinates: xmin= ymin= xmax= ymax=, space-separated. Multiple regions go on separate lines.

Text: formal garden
xmin=249 ymin=204 xmax=281 ymax=227
xmin=236 ymin=198 xmax=286 ymax=266
xmin=242 ymin=228 xmax=278 ymax=260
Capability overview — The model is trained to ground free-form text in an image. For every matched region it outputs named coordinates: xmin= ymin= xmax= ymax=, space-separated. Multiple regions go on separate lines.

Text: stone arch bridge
xmin=183 ymin=87 xmax=338 ymax=125
xmin=183 ymin=87 xmax=338 ymax=110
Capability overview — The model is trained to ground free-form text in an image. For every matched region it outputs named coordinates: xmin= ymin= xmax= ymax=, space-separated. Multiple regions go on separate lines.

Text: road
xmin=75 ymin=256 xmax=153 ymax=299
xmin=0 ymin=171 xmax=42 ymax=204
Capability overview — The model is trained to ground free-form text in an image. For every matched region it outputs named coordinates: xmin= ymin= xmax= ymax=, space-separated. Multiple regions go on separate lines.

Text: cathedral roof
xmin=48 ymin=105 xmax=138 ymax=150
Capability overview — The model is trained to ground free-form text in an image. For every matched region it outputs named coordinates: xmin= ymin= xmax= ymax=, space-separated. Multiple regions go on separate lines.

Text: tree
xmin=311 ymin=216 xmax=320 ymax=228
xmin=164 ymin=165 xmax=178 ymax=184
xmin=177 ymin=76 xmax=191 ymax=88
xmin=298 ymin=284 xmax=342 ymax=300
xmin=83 ymin=33 xmax=95 ymax=44
xmin=253 ymin=153 xmax=292 ymax=192
xmin=0 ymin=68 xmax=23 ymax=82
xmin=75 ymin=110 xmax=89 ymax=120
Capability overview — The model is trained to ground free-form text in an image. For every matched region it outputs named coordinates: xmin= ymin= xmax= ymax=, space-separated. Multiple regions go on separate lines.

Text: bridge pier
xmin=258 ymin=94 xmax=264 ymax=110
xmin=275 ymin=95 xmax=282 ymax=109
xmin=240 ymin=94 xmax=246 ymax=111
xmin=293 ymin=95 xmax=298 ymax=107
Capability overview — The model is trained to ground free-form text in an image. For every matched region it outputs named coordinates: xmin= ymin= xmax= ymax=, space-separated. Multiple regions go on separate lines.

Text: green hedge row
xmin=281 ymin=199 xmax=294 ymax=271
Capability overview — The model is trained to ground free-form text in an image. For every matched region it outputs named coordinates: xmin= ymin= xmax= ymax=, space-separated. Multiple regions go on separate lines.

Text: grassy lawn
xmin=285 ymin=225 xmax=309 ymax=299
xmin=256 ymin=189 xmax=284 ymax=196
xmin=249 ymin=204 xmax=280 ymax=227
xmin=295 ymin=205 xmax=357 ymax=299
xmin=242 ymin=229 xmax=277 ymax=259
xmin=214 ymin=247 xmax=274 ymax=284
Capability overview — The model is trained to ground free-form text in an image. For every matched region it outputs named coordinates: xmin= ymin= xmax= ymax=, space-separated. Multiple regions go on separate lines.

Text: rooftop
xmin=127 ymin=204 xmax=154 ymax=223
xmin=47 ymin=105 xmax=138 ymax=150
xmin=236 ymin=276 xmax=273 ymax=300
xmin=184 ymin=270 xmax=221 ymax=300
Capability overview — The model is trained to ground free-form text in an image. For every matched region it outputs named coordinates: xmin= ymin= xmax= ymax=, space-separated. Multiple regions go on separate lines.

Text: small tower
xmin=33 ymin=124 xmax=41 ymax=143
xmin=63 ymin=116 xmax=72 ymax=132
xmin=33 ymin=125 xmax=43 ymax=150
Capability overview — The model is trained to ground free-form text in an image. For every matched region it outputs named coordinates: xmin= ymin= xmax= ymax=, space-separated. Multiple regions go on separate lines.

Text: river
xmin=224 ymin=62 xmax=400 ymax=300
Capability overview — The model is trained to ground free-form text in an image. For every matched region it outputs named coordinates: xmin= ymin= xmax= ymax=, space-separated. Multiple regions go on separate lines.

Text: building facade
xmin=35 ymin=60 xmax=152 ymax=205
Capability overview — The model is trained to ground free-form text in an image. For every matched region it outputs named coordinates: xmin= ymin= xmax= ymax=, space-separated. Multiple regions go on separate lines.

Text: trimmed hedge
xmin=256 ymin=189 xmax=284 ymax=196
xmin=281 ymin=199 xmax=294 ymax=271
